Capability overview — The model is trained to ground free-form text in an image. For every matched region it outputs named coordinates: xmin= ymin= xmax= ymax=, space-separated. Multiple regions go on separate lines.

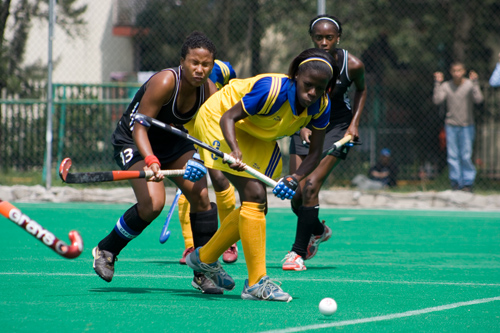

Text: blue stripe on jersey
xmin=266 ymin=78 xmax=289 ymax=115
xmin=286 ymin=79 xmax=298 ymax=116
xmin=311 ymin=95 xmax=330 ymax=129
xmin=210 ymin=60 xmax=236 ymax=89
xmin=242 ymin=75 xmax=330 ymax=129
xmin=265 ymin=143 xmax=281 ymax=177
xmin=243 ymin=76 xmax=291 ymax=116
xmin=114 ymin=216 xmax=140 ymax=240
xmin=262 ymin=77 xmax=281 ymax=115
xmin=242 ymin=77 xmax=276 ymax=116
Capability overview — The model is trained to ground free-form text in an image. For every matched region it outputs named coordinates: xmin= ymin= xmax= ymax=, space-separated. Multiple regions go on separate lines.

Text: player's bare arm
xmin=133 ymin=71 xmax=176 ymax=180
xmin=293 ymin=127 xmax=325 ymax=181
xmin=345 ymin=54 xmax=366 ymax=141
xmin=219 ymin=101 xmax=248 ymax=171
xmin=206 ymin=78 xmax=218 ymax=97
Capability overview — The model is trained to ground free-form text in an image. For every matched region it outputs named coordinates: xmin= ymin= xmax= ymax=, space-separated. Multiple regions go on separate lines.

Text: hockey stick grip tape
xmin=135 ymin=113 xmax=277 ymax=187
xmin=222 ymin=154 xmax=277 ymax=187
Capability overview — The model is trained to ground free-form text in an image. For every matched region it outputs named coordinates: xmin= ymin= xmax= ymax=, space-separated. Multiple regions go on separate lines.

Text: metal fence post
xmin=317 ymin=0 xmax=325 ymax=15
xmin=44 ymin=0 xmax=55 ymax=189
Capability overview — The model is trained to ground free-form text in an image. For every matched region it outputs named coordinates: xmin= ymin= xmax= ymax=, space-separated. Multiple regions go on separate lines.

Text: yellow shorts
xmin=190 ymin=107 xmax=282 ymax=180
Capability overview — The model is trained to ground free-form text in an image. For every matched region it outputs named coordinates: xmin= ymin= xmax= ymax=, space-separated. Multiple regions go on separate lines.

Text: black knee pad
xmin=298 ymin=205 xmax=320 ymax=224
xmin=98 ymin=204 xmax=150 ymax=255
xmin=190 ymin=202 xmax=218 ymax=248
xmin=291 ymin=205 xmax=321 ymax=257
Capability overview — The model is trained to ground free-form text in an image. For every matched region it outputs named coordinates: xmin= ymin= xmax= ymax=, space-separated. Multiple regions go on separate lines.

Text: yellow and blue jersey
xmin=185 ymin=60 xmax=236 ymax=134
xmin=237 ymin=74 xmax=330 ymax=140
xmin=191 ymin=73 xmax=331 ymax=179
xmin=209 ymin=60 xmax=237 ymax=90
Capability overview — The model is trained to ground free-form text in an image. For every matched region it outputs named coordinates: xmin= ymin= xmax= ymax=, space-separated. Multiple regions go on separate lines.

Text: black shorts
xmin=113 ymin=140 xmax=195 ymax=170
xmin=289 ymin=118 xmax=351 ymax=160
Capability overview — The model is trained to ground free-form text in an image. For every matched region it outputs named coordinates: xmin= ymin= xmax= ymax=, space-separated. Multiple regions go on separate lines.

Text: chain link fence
xmin=1 ymin=0 xmax=499 ymax=192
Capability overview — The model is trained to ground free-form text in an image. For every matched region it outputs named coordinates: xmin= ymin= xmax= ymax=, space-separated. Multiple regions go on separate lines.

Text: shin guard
xmin=177 ymin=194 xmax=194 ymax=249
xmin=239 ymin=201 xmax=267 ymax=286
xmin=215 ymin=184 xmax=236 ymax=225
xmin=291 ymin=205 xmax=320 ymax=258
xmin=199 ymin=207 xmax=241 ymax=264
xmin=98 ymin=204 xmax=151 ymax=255
xmin=190 ymin=203 xmax=218 ymax=249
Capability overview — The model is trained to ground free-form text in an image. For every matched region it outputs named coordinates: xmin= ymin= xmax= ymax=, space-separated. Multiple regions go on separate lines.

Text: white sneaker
xmin=241 ymin=276 xmax=292 ymax=302
xmin=281 ymin=251 xmax=306 ymax=271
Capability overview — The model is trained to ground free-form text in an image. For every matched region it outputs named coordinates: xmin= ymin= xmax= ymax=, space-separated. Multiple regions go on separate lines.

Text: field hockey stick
xmin=134 ymin=113 xmax=278 ymax=187
xmin=0 ymin=199 xmax=83 ymax=259
xmin=159 ymin=188 xmax=182 ymax=244
xmin=322 ymin=135 xmax=353 ymax=158
xmin=59 ymin=157 xmax=185 ymax=183
xmin=302 ymin=135 xmax=355 ymax=157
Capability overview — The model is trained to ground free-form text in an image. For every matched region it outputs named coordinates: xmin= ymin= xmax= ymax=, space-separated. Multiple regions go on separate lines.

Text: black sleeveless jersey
xmin=111 ymin=66 xmax=206 ymax=152
xmin=329 ymin=49 xmax=353 ymax=125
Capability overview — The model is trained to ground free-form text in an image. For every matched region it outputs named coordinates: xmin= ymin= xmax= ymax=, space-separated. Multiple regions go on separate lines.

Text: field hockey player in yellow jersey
xmin=185 ymin=48 xmax=340 ymax=302
xmin=177 ymin=59 xmax=239 ymax=264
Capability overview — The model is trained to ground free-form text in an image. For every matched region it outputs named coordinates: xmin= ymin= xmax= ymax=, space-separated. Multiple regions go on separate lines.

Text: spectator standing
xmin=433 ymin=62 xmax=484 ymax=192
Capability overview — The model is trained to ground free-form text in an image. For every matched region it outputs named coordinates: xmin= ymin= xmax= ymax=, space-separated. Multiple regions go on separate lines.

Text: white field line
xmin=0 ymin=272 xmax=499 ymax=288
xmin=260 ymin=296 xmax=500 ymax=333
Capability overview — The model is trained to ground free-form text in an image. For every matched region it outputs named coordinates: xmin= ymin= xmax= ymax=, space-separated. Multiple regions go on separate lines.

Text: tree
xmin=0 ymin=0 xmax=87 ymax=95
xmin=133 ymin=0 xmax=265 ymax=76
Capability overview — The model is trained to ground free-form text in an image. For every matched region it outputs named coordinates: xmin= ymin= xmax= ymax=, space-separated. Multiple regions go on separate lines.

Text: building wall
xmin=22 ymin=0 xmax=134 ymax=84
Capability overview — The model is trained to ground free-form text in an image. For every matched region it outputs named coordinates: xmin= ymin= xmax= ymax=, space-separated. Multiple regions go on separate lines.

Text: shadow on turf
xmin=267 ymin=264 xmax=337 ymax=271
xmin=147 ymin=260 xmax=241 ymax=267
xmin=89 ymin=287 xmax=242 ymax=300
xmin=147 ymin=260 xmax=185 ymax=265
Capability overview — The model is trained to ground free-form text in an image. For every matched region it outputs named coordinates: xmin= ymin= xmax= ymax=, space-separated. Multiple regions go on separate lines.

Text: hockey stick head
xmin=159 ymin=230 xmax=171 ymax=243
xmin=59 ymin=157 xmax=72 ymax=182
xmin=61 ymin=230 xmax=84 ymax=259
xmin=159 ymin=189 xmax=182 ymax=244
xmin=134 ymin=113 xmax=151 ymax=128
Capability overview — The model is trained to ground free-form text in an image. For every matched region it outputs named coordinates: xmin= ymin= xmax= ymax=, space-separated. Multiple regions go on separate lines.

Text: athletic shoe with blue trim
xmin=179 ymin=246 xmax=195 ymax=265
xmin=241 ymin=276 xmax=292 ymax=302
xmin=306 ymin=221 xmax=332 ymax=260
xmin=186 ymin=247 xmax=235 ymax=291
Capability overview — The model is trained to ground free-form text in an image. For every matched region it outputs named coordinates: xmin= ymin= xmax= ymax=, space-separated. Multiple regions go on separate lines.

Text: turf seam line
xmin=281 ymin=278 xmax=500 ymax=287
xmin=259 ymin=296 xmax=500 ymax=333
xmin=1 ymin=272 xmax=500 ymax=287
